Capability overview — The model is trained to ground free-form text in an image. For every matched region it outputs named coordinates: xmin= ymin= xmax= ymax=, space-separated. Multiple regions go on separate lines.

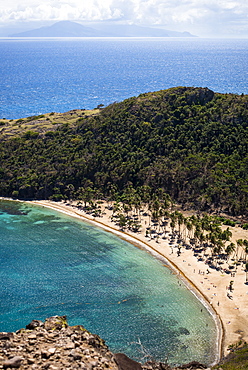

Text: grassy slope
xmin=0 ymin=109 xmax=100 ymax=140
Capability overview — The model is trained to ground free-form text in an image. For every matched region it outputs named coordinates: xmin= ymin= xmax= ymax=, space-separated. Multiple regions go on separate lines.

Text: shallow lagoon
xmin=0 ymin=200 xmax=218 ymax=365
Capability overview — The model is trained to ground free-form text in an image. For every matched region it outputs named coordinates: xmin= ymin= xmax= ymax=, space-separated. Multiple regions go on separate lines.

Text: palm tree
xmin=106 ymin=183 xmax=118 ymax=205
xmin=77 ymin=185 xmax=95 ymax=207
xmin=221 ymin=227 xmax=232 ymax=244
xmin=161 ymin=212 xmax=170 ymax=239
xmin=169 ymin=212 xmax=177 ymax=235
xmin=193 ymin=223 xmax=203 ymax=248
xmin=245 ymin=263 xmax=248 ymax=284
xmin=199 ymin=232 xmax=205 ymax=248
xmin=239 ymin=239 xmax=248 ymax=261
xmin=180 ymin=215 xmax=188 ymax=241
xmin=133 ymin=194 xmax=142 ymax=219
xmin=214 ymin=239 xmax=225 ymax=269
xmin=201 ymin=214 xmax=211 ymax=233
xmin=112 ymin=201 xmax=121 ymax=216
xmin=117 ymin=213 xmax=127 ymax=231
xmin=236 ymin=239 xmax=244 ymax=262
xmin=160 ymin=191 xmax=172 ymax=213
xmin=65 ymin=183 xmax=75 ymax=201
xmin=225 ymin=243 xmax=236 ymax=262
xmin=138 ymin=185 xmax=152 ymax=206
xmin=185 ymin=220 xmax=193 ymax=240
xmin=177 ymin=212 xmax=185 ymax=239
xmin=219 ymin=227 xmax=233 ymax=265
xmin=243 ymin=239 xmax=248 ymax=266
xmin=208 ymin=230 xmax=223 ymax=262
xmin=170 ymin=219 xmax=176 ymax=235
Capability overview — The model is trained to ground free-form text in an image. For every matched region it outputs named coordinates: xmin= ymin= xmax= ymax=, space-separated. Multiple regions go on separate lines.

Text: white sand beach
xmin=29 ymin=199 xmax=248 ymax=361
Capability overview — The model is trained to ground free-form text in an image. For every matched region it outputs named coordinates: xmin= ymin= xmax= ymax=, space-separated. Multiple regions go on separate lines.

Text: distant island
xmin=9 ymin=20 xmax=196 ymax=38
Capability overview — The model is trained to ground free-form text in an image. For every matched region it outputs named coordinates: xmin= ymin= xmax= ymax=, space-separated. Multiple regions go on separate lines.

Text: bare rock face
xmin=0 ymin=316 xmax=208 ymax=370
xmin=0 ymin=316 xmax=118 ymax=370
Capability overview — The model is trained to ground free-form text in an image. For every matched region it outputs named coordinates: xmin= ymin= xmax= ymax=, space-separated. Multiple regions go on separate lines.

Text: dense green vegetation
xmin=214 ymin=341 xmax=248 ymax=370
xmin=0 ymin=87 xmax=247 ymax=217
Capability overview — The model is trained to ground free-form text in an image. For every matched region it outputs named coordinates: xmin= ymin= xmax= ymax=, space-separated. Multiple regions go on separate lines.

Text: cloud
xmin=0 ymin=0 xmax=248 ymax=36
xmin=0 ymin=0 xmax=124 ymax=22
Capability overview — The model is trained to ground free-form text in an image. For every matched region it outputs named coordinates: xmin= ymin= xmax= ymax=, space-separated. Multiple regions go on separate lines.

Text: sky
xmin=0 ymin=0 xmax=248 ymax=37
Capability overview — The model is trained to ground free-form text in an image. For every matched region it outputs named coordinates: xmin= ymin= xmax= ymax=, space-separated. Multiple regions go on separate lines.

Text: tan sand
xmin=28 ymin=199 xmax=248 ymax=361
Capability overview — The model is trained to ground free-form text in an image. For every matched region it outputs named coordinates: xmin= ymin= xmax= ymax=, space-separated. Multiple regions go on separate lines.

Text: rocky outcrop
xmin=0 ymin=316 xmax=208 ymax=370
xmin=0 ymin=316 xmax=118 ymax=370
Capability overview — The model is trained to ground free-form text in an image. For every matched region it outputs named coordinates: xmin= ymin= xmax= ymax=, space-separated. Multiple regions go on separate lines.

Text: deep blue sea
xmin=0 ymin=200 xmax=218 ymax=365
xmin=0 ymin=37 xmax=248 ymax=119
xmin=0 ymin=38 xmax=240 ymax=364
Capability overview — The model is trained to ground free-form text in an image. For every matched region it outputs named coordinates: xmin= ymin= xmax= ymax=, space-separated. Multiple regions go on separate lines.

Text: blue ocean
xmin=0 ymin=200 xmax=218 ymax=365
xmin=0 ymin=37 xmax=248 ymax=119
xmin=0 ymin=38 xmax=242 ymax=364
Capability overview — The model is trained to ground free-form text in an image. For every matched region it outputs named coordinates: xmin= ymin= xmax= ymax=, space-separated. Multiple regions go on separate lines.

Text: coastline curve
xmin=27 ymin=199 xmax=223 ymax=365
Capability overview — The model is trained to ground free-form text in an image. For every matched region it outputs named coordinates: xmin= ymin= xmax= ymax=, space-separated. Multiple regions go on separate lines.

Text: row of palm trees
xmin=73 ymin=184 xmax=248 ymax=283
xmin=108 ymin=192 xmax=248 ymax=283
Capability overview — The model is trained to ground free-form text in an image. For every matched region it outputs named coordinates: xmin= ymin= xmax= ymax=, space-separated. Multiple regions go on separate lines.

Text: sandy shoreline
xmin=8 ymin=198 xmax=248 ymax=362
xmin=28 ymin=199 xmax=248 ymax=362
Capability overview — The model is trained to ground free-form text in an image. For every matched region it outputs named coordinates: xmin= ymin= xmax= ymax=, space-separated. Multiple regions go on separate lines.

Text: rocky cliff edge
xmin=0 ymin=316 xmax=208 ymax=370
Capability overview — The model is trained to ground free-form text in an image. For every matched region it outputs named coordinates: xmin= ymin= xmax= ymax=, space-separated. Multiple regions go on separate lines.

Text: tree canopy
xmin=0 ymin=87 xmax=247 ymax=217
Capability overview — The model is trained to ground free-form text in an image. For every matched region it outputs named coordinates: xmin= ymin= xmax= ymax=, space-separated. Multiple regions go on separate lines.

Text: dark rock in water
xmin=179 ymin=361 xmax=207 ymax=369
xmin=178 ymin=327 xmax=190 ymax=335
xmin=114 ymin=353 xmax=143 ymax=370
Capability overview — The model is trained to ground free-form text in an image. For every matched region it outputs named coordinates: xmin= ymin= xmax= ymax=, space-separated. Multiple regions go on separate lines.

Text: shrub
xmin=223 ymin=219 xmax=236 ymax=227
xmin=23 ymin=131 xmax=39 ymax=139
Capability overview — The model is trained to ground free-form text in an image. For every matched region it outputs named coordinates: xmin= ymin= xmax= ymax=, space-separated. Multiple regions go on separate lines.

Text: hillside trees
xmin=0 ymin=87 xmax=247 ymax=217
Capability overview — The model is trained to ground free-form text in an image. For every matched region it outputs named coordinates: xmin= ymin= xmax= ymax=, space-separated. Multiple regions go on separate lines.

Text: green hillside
xmin=214 ymin=342 xmax=248 ymax=370
xmin=0 ymin=87 xmax=247 ymax=217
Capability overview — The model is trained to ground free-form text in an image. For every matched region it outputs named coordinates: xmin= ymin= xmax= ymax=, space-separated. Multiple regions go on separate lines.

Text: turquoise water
xmin=0 ymin=200 xmax=218 ymax=365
